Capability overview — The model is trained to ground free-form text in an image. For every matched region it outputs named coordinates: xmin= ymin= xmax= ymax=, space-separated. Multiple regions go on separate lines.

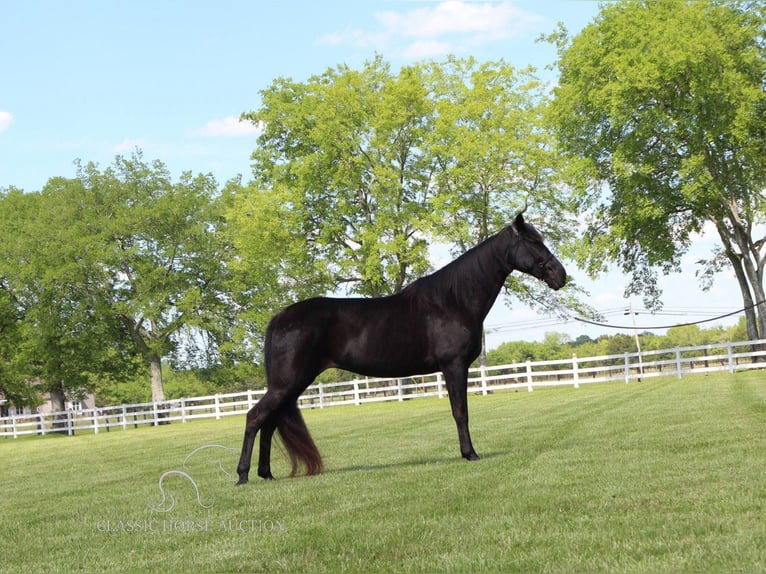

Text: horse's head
xmin=509 ymin=213 xmax=567 ymax=290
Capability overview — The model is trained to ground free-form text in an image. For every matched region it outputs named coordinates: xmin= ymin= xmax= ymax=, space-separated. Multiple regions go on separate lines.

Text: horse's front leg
xmin=442 ymin=362 xmax=480 ymax=461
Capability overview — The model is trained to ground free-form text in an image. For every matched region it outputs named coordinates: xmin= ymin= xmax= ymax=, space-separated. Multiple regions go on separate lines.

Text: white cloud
xmin=377 ymin=1 xmax=532 ymax=40
xmin=0 ymin=111 xmax=13 ymax=133
xmin=111 ymin=138 xmax=145 ymax=153
xmin=190 ymin=116 xmax=262 ymax=138
xmin=403 ymin=39 xmax=454 ymax=59
xmin=319 ymin=1 xmax=542 ymax=58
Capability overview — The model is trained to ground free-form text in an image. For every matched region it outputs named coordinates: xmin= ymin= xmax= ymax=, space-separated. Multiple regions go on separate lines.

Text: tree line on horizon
xmin=1 ymin=0 xmax=764 ymax=410
xmin=487 ymin=319 xmax=748 ymax=367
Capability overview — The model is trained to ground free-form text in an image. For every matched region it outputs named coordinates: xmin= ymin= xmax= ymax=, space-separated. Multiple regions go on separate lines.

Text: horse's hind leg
xmin=236 ymin=390 xmax=286 ymax=485
xmin=236 ymin=408 xmax=261 ymax=485
xmin=257 ymin=416 xmax=278 ymax=480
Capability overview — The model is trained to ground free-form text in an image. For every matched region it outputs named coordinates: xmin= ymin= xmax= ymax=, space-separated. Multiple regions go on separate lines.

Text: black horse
xmin=236 ymin=213 xmax=566 ymax=484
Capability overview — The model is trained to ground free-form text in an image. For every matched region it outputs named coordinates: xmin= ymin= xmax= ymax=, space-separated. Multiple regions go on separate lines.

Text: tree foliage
xmin=424 ymin=56 xmax=585 ymax=319
xmin=0 ymin=152 xmax=235 ymax=405
xmin=549 ymin=0 xmax=766 ymax=338
xmin=241 ymin=56 xmax=436 ymax=298
xmin=487 ymin=320 xmax=745 ymax=366
xmin=237 ymin=55 xmax=582 ymax=321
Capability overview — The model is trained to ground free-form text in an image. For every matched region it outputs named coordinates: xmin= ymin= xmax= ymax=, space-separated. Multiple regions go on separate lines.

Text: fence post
xmin=318 ymin=384 xmax=325 ymax=409
xmin=214 ymin=395 xmax=221 ymax=420
xmin=436 ymin=373 xmax=444 ymax=399
xmin=92 ymin=409 xmax=99 ymax=435
xmin=67 ymin=410 xmax=73 ymax=436
xmin=624 ymin=353 xmax=630 ymax=384
xmin=572 ymin=354 xmax=580 ymax=389
xmin=353 ymin=381 xmax=360 ymax=406
xmin=11 ymin=413 xmax=17 ymax=439
xmin=121 ymin=405 xmax=128 ymax=431
xmin=526 ymin=361 xmax=533 ymax=392
xmin=397 ymin=379 xmax=404 ymax=401
xmin=181 ymin=398 xmax=187 ymax=423
xmin=727 ymin=342 xmax=735 ymax=374
xmin=675 ymin=347 xmax=683 ymax=379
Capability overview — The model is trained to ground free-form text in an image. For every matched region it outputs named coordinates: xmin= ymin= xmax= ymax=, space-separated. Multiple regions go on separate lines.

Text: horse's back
xmin=266 ymin=295 xmax=441 ymax=379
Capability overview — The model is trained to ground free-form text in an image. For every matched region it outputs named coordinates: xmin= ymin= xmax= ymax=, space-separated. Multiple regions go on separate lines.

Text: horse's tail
xmin=277 ymin=401 xmax=323 ymax=477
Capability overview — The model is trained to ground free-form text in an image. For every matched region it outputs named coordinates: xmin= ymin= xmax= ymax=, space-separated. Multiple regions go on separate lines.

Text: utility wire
xmin=486 ymin=304 xmax=760 ymax=334
xmin=573 ymin=300 xmax=766 ymax=331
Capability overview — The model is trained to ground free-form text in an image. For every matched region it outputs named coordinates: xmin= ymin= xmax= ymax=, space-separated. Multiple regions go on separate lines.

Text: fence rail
xmin=3 ymin=338 xmax=765 ymax=439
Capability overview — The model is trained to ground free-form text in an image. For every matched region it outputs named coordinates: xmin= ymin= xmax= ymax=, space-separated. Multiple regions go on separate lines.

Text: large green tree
xmin=225 ymin=180 xmax=329 ymax=349
xmin=0 ymin=276 xmax=40 ymax=408
xmin=426 ymin=57 xmax=560 ymax=247
xmin=425 ymin=56 xmax=581 ymax=318
xmin=74 ymin=153 xmax=235 ymax=401
xmin=237 ymin=56 xmax=579 ymax=324
xmin=549 ymin=0 xmax=766 ymax=339
xmin=0 ymin=186 xmax=140 ymax=411
xmin=0 ymin=152 xmax=234 ymax=405
xmin=240 ymin=57 xmax=435 ymax=299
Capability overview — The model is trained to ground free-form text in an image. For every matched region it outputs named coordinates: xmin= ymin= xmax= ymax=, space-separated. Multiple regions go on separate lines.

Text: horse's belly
xmin=330 ymin=323 xmax=436 ymax=378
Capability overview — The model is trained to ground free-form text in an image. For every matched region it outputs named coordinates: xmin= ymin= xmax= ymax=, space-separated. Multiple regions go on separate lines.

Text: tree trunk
xmin=718 ymin=218 xmax=765 ymax=343
xmin=49 ymin=381 xmax=66 ymax=412
xmin=49 ymin=381 xmax=68 ymax=434
xmin=149 ymin=353 xmax=165 ymax=403
xmin=727 ymin=250 xmax=760 ymax=341
xmin=122 ymin=316 xmax=167 ymax=403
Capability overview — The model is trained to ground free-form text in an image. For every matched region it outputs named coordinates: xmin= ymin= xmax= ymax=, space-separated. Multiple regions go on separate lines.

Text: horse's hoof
xmin=464 ymin=452 xmax=480 ymax=461
xmin=236 ymin=476 xmax=249 ymax=486
xmin=258 ymin=472 xmax=275 ymax=481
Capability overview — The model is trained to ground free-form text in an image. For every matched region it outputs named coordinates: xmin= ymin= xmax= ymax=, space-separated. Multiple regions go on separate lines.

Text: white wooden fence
xmin=3 ymin=338 xmax=765 ymax=439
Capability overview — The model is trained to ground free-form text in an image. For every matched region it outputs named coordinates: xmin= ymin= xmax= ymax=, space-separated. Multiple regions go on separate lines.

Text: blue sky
xmin=1 ymin=0 xmax=591 ymax=191
xmin=0 ymin=1 xmax=741 ymax=347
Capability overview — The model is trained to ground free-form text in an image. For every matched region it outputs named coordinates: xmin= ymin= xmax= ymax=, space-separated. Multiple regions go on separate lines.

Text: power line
xmin=486 ymin=304 xmax=757 ymax=334
xmin=573 ymin=300 xmax=765 ymax=331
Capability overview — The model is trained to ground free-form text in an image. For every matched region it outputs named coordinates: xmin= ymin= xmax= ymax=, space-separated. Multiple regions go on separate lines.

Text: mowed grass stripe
xmin=2 ymin=372 xmax=766 ymax=573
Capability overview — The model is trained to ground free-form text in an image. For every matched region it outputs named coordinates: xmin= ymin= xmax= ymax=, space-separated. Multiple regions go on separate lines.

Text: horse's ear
xmin=512 ymin=212 xmax=526 ymax=233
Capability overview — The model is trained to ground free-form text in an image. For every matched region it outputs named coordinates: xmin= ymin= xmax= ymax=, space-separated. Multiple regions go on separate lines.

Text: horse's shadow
xmin=323 ymin=449 xmax=513 ymax=476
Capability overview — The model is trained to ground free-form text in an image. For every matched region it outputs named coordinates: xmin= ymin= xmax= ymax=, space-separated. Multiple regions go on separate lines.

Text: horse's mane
xmin=400 ymin=227 xmax=514 ymax=308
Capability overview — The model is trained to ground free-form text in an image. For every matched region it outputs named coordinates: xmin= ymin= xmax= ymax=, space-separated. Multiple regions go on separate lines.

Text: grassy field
xmin=2 ymin=372 xmax=766 ymax=573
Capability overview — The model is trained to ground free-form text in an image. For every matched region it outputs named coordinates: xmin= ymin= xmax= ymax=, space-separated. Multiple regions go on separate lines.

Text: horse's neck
xmin=443 ymin=229 xmax=514 ymax=320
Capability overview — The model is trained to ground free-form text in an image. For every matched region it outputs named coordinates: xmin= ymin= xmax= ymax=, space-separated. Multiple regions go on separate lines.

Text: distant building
xmin=0 ymin=392 xmax=95 ymax=417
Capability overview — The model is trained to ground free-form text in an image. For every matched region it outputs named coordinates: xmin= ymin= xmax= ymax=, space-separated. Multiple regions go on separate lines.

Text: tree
xmin=424 ymin=56 xmax=584 ymax=324
xmin=426 ymin=57 xmax=566 ymax=248
xmin=0 ymin=152 xmax=234 ymax=404
xmin=240 ymin=56 xmax=435 ymax=299
xmin=73 ymin=153 xmax=235 ymax=402
xmin=224 ymin=180 xmax=329 ymax=352
xmin=0 ymin=277 xmax=39 ymax=408
xmin=549 ymin=0 xmax=766 ymax=340
xmin=0 ymin=186 xmax=140 ymax=411
xmin=666 ymin=325 xmax=706 ymax=348
xmin=238 ymin=56 xmax=587 ymax=340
